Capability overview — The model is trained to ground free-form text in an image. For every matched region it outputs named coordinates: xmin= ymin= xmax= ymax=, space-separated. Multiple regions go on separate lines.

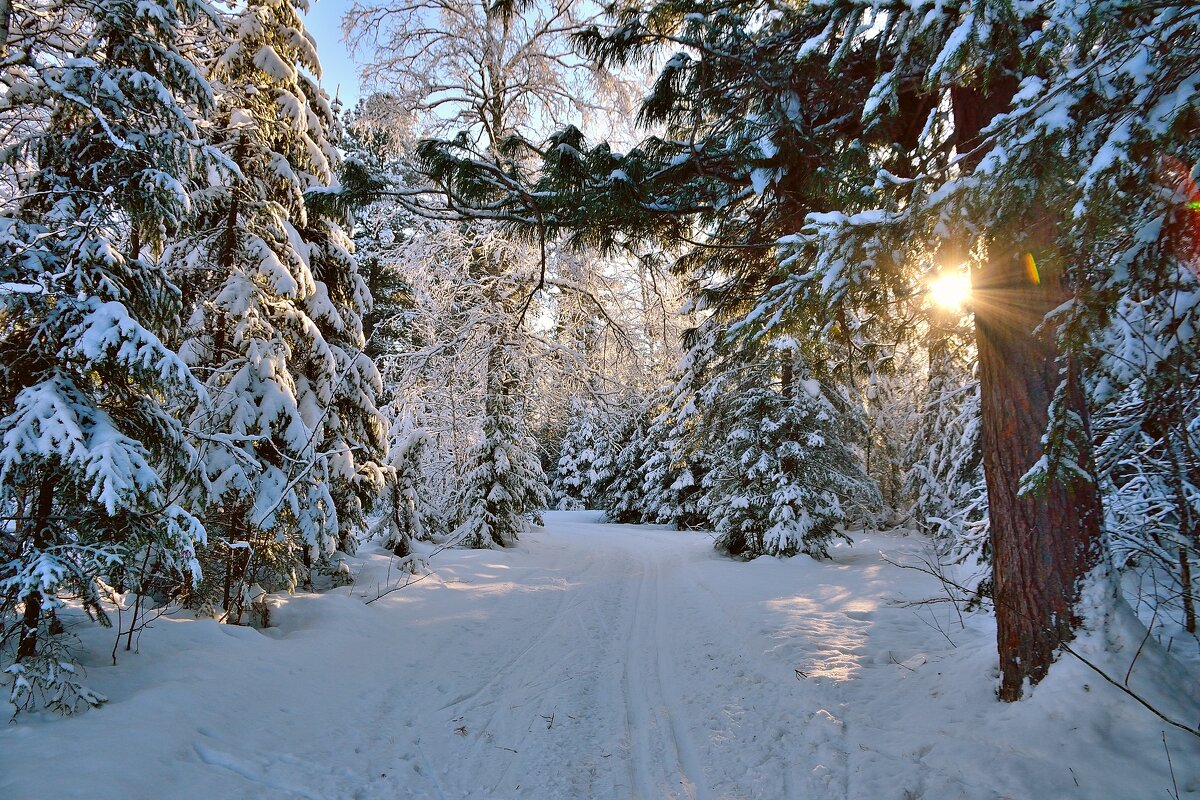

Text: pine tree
xmin=790 ymin=0 xmax=1196 ymax=699
xmin=0 ymin=0 xmax=219 ymax=709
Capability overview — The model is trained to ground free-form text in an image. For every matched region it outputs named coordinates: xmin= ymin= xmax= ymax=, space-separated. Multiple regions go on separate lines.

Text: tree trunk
xmin=780 ymin=349 xmax=794 ymax=399
xmin=17 ymin=476 xmax=57 ymax=661
xmin=952 ymin=84 xmax=1105 ymax=701
xmin=0 ymin=0 xmax=11 ymax=56
xmin=973 ymin=245 xmax=1104 ymax=701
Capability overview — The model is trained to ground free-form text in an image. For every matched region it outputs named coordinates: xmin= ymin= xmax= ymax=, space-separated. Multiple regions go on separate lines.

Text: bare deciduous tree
xmin=344 ymin=0 xmax=631 ymax=155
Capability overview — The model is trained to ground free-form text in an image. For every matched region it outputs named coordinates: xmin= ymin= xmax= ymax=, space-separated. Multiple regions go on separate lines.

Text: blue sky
xmin=304 ymin=0 xmax=362 ymax=107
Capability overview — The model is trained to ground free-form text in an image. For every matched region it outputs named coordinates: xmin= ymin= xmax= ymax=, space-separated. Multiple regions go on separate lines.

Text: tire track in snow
xmin=621 ymin=552 xmax=659 ymax=798
xmin=652 ymin=558 xmax=713 ymax=800
xmin=475 ymin=549 xmax=632 ymax=800
xmin=452 ymin=579 xmax=581 ymax=789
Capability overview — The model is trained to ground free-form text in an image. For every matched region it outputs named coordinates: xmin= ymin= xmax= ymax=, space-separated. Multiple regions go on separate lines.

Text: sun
xmin=928 ymin=270 xmax=971 ymax=311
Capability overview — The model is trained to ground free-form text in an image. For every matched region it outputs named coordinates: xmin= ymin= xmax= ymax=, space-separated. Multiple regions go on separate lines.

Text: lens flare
xmin=928 ymin=271 xmax=971 ymax=311
xmin=1161 ymin=155 xmax=1199 ymax=275
xmin=1022 ymin=252 xmax=1040 ymax=285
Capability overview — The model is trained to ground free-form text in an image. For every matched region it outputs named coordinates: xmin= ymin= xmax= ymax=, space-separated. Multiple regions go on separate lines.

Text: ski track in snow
xmin=4 ymin=511 xmax=1200 ymax=800
xmin=620 ymin=543 xmax=710 ymax=800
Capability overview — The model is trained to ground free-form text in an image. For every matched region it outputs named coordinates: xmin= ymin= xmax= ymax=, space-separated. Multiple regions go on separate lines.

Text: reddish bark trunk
xmin=951 ymin=85 xmax=1105 ymax=701
xmin=973 ymin=235 xmax=1104 ymax=701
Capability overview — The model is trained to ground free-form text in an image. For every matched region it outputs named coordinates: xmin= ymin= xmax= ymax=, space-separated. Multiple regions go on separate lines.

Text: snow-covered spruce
xmin=638 ymin=341 xmax=717 ymax=531
xmin=551 ymin=399 xmax=617 ymax=511
xmin=453 ymin=349 xmax=551 ymax=549
xmin=302 ymin=127 xmax=390 ymax=556
xmin=705 ymin=379 xmax=878 ymax=560
xmin=603 ymin=408 xmax=657 ymax=524
xmin=166 ymin=0 xmax=383 ymax=617
xmin=374 ymin=412 xmax=433 ymax=560
xmin=0 ymin=0 xmax=220 ymax=710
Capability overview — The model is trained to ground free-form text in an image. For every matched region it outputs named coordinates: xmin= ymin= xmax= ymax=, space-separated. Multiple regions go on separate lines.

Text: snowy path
xmin=3 ymin=511 xmax=1199 ymax=799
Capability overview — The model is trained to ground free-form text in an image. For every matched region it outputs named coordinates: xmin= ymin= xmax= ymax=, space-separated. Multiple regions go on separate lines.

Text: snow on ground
xmin=3 ymin=511 xmax=1199 ymax=799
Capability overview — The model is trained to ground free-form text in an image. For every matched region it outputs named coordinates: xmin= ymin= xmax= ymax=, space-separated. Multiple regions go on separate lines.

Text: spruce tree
xmin=375 ymin=412 xmax=431 ymax=559
xmin=302 ymin=114 xmax=390 ymax=554
xmin=168 ymin=0 xmax=364 ymax=614
xmin=552 ymin=400 xmax=616 ymax=510
xmin=338 ymin=94 xmax=421 ymax=366
xmin=0 ymin=0 xmax=219 ymax=708
xmin=453 ymin=346 xmax=551 ymax=548
xmin=638 ymin=412 xmax=710 ymax=530
xmin=638 ymin=332 xmax=719 ymax=530
xmin=705 ymin=366 xmax=878 ymax=559
xmin=605 ymin=409 xmax=656 ymax=524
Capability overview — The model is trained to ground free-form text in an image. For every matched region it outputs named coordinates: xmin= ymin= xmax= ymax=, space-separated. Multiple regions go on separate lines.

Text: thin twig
xmin=1126 ymin=602 xmax=1159 ymax=686
xmin=884 ymin=553 xmax=1200 ymax=739
xmin=1163 ymin=731 xmax=1180 ymax=800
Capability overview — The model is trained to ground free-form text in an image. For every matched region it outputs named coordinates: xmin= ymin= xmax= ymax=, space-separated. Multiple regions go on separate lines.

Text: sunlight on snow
xmin=440 ymin=577 xmax=574 ymax=598
xmin=763 ymin=595 xmax=878 ymax=681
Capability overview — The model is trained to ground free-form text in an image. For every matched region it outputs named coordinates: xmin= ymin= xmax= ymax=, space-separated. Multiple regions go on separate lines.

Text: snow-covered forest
xmin=1 ymin=0 xmax=1198 ymax=797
